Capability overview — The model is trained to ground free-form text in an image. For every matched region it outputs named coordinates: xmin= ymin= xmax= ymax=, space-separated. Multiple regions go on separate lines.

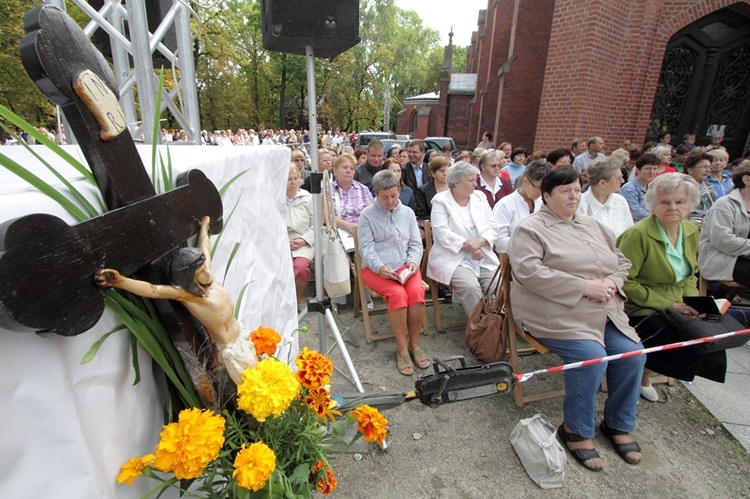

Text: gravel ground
xmin=299 ymin=299 xmax=750 ymax=498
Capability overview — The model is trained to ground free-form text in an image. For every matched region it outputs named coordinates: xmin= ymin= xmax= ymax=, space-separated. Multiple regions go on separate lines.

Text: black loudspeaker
xmin=260 ymin=0 xmax=360 ymax=58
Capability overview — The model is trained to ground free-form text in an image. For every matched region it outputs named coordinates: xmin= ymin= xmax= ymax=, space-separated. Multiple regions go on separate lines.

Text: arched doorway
xmin=648 ymin=7 xmax=750 ymax=157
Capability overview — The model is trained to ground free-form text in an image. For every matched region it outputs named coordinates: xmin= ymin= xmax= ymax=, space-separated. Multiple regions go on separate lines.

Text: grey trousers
xmin=450 ymin=265 xmax=497 ymax=318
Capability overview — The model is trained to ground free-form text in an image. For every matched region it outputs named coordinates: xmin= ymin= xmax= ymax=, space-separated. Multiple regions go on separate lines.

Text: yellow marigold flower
xmin=116 ymin=454 xmax=155 ymax=486
xmin=317 ymin=467 xmax=338 ymax=496
xmin=233 ymin=442 xmax=276 ymax=492
xmin=305 ymin=385 xmax=342 ymax=423
xmin=295 ymin=347 xmax=333 ymax=389
xmin=153 ymin=408 xmax=225 ymax=480
xmin=352 ymin=404 xmax=388 ymax=447
xmin=237 ymin=357 xmax=300 ymax=421
xmin=250 ymin=326 xmax=282 ymax=357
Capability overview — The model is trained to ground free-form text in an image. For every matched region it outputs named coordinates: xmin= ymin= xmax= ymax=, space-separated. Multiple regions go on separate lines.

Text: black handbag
xmin=661 ymin=308 xmax=749 ymax=354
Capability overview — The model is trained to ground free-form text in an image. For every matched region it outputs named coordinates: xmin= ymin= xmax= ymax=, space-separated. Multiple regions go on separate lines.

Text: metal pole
xmin=127 ymin=0 xmax=156 ymax=142
xmin=173 ymin=0 xmax=201 ymax=144
xmin=306 ymin=46 xmax=325 ymax=354
xmin=109 ymin=0 xmax=138 ymax=133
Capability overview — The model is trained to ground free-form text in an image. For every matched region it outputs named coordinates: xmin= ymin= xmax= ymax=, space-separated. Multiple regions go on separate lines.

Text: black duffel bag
xmin=661 ymin=308 xmax=749 ymax=354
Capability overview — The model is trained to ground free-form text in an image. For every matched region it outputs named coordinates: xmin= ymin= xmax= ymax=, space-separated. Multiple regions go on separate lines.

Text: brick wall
xmin=464 ymin=0 xmax=750 ymax=154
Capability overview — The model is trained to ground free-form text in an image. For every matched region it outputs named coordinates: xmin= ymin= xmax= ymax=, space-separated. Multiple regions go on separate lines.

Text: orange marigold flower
xmin=352 ymin=404 xmax=388 ymax=447
xmin=116 ymin=454 xmax=155 ymax=486
xmin=250 ymin=326 xmax=282 ymax=357
xmin=310 ymin=460 xmax=325 ymax=476
xmin=153 ymin=408 xmax=225 ymax=480
xmin=233 ymin=442 xmax=276 ymax=492
xmin=305 ymin=385 xmax=342 ymax=423
xmin=317 ymin=467 xmax=338 ymax=496
xmin=295 ymin=347 xmax=333 ymax=389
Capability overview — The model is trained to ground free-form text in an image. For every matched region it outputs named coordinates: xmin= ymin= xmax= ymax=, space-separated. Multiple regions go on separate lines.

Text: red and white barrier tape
xmin=515 ymin=327 xmax=750 ymax=383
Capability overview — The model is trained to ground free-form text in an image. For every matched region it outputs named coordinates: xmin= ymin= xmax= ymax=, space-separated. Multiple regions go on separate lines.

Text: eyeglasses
xmin=320 ymin=158 xmax=333 ymax=163
xmin=293 ymin=158 xmax=306 ymax=163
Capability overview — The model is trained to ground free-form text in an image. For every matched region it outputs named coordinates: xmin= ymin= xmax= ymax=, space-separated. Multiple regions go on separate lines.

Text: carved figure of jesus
xmin=96 ymin=216 xmax=256 ymax=384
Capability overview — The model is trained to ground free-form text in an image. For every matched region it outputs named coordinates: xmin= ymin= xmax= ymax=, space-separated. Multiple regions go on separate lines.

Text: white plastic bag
xmin=509 ymin=413 xmax=566 ymax=489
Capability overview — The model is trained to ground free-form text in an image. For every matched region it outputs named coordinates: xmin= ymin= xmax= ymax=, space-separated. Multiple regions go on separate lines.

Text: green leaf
xmin=0 ymin=151 xmax=89 ymax=221
xmin=222 ymin=241 xmax=241 ymax=283
xmin=80 ymin=324 xmax=127 ymax=364
xmin=151 ymin=68 xmax=165 ymax=181
xmin=234 ymin=283 xmax=250 ymax=319
xmin=2 ymin=124 xmax=102 ymax=218
xmin=219 ymin=168 xmax=251 ymax=197
xmin=130 ymin=332 xmax=141 ymax=386
xmin=210 ymin=196 xmax=241 ymax=260
xmin=0 ymin=105 xmax=97 ymax=185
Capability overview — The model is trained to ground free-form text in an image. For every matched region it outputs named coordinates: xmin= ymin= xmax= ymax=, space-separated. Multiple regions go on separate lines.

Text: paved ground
xmin=299 ymin=299 xmax=750 ymax=498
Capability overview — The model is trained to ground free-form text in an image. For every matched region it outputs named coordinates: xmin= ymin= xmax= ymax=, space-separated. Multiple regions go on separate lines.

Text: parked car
xmin=381 ymin=138 xmax=409 ymax=153
xmin=424 ymin=136 xmax=457 ymax=154
xmin=356 ymin=131 xmax=396 ymax=149
xmin=396 ymin=134 xmax=411 ymax=141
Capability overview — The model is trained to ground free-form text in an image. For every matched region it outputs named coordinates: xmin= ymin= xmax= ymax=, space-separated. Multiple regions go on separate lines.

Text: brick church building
xmin=398 ymin=0 xmax=750 ymax=159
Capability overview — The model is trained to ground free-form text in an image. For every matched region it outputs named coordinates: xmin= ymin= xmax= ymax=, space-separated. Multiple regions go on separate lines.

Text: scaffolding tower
xmin=47 ymin=0 xmax=202 ymax=144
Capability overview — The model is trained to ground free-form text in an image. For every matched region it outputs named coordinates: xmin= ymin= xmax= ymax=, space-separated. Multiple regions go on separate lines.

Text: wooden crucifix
xmin=0 ymin=6 xmax=230 ymax=407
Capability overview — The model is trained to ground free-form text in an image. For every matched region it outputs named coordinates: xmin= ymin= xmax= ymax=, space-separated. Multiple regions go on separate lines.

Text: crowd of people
xmin=284 ymin=129 xmax=750 ymax=473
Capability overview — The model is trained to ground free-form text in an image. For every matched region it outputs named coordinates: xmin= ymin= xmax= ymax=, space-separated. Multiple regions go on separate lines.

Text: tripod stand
xmin=298 ymin=45 xmax=363 ymax=392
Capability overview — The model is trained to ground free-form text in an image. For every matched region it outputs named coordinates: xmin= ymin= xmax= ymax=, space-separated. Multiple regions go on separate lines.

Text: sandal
xmin=396 ymin=351 xmax=414 ymax=376
xmin=599 ymin=421 xmax=642 ymax=465
xmin=557 ymin=425 xmax=603 ymax=472
xmin=409 ymin=346 xmax=430 ymax=369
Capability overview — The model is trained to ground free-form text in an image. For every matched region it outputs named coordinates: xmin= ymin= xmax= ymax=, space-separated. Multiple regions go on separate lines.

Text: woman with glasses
xmin=577 ymin=157 xmax=634 ymax=237
xmin=492 ymin=159 xmax=550 ymax=253
xmin=475 ymin=150 xmax=513 ymax=209
xmin=683 ymin=152 xmax=716 ymax=226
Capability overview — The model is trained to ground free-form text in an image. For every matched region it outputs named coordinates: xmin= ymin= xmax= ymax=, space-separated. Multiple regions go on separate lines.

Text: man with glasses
xmin=403 ymin=139 xmax=430 ymax=193
xmin=620 ymin=153 xmax=660 ymax=222
xmin=354 ymin=140 xmax=385 ymax=190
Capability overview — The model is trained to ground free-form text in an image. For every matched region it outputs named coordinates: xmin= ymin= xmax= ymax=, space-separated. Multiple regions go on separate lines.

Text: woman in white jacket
xmin=286 ymin=166 xmax=315 ymax=309
xmin=427 ymin=161 xmax=500 ymax=318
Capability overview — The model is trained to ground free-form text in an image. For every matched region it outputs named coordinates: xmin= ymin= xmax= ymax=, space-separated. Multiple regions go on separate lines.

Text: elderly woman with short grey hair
xmin=427 ymin=161 xmax=500 ymax=318
xmin=650 ymin=144 xmax=677 ymax=175
xmin=618 ymin=173 xmax=723 ymax=402
xmin=358 ymin=170 xmax=428 ymax=376
xmin=578 ymin=157 xmax=634 ymax=237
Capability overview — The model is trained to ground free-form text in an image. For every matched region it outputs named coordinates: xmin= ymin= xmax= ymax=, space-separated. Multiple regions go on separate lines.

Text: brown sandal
xmin=396 ymin=351 xmax=414 ymax=376
xmin=409 ymin=346 xmax=430 ymax=369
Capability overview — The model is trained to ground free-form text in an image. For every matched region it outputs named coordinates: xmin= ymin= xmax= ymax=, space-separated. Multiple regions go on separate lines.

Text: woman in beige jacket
xmin=509 ymin=169 xmax=645 ymax=472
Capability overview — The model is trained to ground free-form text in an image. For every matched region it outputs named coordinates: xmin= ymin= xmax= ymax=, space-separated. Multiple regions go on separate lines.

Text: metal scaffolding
xmin=49 ymin=0 xmax=201 ymax=144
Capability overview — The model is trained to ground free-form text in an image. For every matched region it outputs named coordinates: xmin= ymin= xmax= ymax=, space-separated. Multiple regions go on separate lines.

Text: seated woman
xmin=651 ymin=145 xmax=677 ymax=175
xmin=699 ymin=162 xmax=750 ymax=291
xmin=286 ymin=166 xmax=314 ymax=310
xmin=620 ymin=153 xmax=660 ymax=222
xmin=475 ymin=150 xmax=513 ymax=209
xmin=706 ymin=149 xmax=733 ymax=198
xmin=492 ymin=159 xmax=550 ymax=253
xmin=427 ymin=161 xmax=500 ymax=319
xmin=683 ymin=151 xmax=716 ymax=227
xmin=577 ymin=156 xmax=634 ymax=237
xmin=331 ymin=153 xmax=373 ymax=310
xmin=509 ymin=169 xmax=645 ymax=472
xmin=415 ymin=155 xmax=451 ymax=220
xmin=382 ymin=157 xmax=417 ymax=213
xmin=358 ymin=170 xmax=428 ymax=376
xmin=618 ymin=174 xmax=728 ymax=403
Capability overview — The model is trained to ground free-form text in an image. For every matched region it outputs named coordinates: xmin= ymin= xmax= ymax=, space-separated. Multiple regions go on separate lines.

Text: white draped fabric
xmin=0 ymin=144 xmax=297 ymax=497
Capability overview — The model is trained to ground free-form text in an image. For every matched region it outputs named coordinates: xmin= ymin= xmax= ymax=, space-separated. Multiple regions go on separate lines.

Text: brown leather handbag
xmin=465 ymin=265 xmax=508 ymax=363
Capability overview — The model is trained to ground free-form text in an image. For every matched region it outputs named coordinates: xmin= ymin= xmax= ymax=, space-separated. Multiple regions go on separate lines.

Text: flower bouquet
xmin=117 ymin=326 xmax=388 ymax=498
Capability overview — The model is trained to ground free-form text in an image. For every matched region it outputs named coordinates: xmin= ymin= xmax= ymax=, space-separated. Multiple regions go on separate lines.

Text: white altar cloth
xmin=0 ymin=144 xmax=296 ymax=497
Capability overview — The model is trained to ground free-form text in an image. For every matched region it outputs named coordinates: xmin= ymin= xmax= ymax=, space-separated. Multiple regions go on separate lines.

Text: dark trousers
xmin=629 ymin=314 xmax=727 ymax=383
